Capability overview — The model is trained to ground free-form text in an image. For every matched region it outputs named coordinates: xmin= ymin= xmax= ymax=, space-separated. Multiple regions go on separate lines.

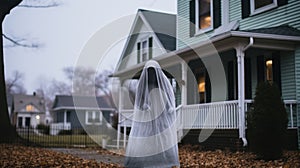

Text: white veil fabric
xmin=124 ymin=60 xmax=180 ymax=168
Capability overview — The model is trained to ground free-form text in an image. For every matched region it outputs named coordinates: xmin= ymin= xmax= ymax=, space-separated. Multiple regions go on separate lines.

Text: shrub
xmin=37 ymin=124 xmax=50 ymax=135
xmin=247 ymin=82 xmax=287 ymax=160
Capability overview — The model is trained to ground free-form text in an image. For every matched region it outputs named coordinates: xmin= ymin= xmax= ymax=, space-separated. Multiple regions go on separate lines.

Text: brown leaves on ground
xmin=179 ymin=145 xmax=300 ymax=168
xmin=0 ymin=144 xmax=299 ymax=167
xmin=0 ymin=144 xmax=122 ymax=168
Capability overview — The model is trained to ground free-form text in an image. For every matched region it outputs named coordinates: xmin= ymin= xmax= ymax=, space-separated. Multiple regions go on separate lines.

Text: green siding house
xmin=113 ymin=0 xmax=300 ymax=149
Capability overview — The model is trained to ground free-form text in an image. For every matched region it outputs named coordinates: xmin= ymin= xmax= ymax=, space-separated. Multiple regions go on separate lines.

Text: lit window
xmin=266 ymin=59 xmax=273 ymax=81
xmin=196 ymin=0 xmax=213 ymax=31
xmin=251 ymin=0 xmax=277 ymax=15
xmin=86 ymin=111 xmax=102 ymax=125
xmin=26 ymin=105 xmax=34 ymax=112
xmin=198 ymin=76 xmax=205 ymax=93
xmin=198 ymin=74 xmax=206 ymax=103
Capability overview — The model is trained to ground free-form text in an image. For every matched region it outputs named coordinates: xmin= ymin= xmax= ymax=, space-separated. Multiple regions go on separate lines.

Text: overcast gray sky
xmin=3 ymin=0 xmax=176 ymax=94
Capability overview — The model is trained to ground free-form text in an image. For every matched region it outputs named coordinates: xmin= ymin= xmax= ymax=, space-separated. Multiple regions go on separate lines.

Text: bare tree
xmin=63 ymin=66 xmax=113 ymax=97
xmin=64 ymin=66 xmax=96 ymax=96
xmin=0 ymin=0 xmax=60 ymax=143
xmin=6 ymin=70 xmax=27 ymax=94
xmin=3 ymin=0 xmax=61 ymax=48
xmin=35 ymin=78 xmax=70 ymax=109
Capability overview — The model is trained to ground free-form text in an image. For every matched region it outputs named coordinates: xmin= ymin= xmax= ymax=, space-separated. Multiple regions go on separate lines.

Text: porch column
xmin=117 ymin=80 xmax=122 ymax=149
xmin=236 ymin=46 xmax=247 ymax=146
xmin=63 ymin=110 xmax=67 ymax=128
xmin=181 ymin=61 xmax=187 ymax=106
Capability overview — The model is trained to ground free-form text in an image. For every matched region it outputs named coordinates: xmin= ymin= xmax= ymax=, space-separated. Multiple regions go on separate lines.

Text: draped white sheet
xmin=125 ymin=60 xmax=180 ymax=168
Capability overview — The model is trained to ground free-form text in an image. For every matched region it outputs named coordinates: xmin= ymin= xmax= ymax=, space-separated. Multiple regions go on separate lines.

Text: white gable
xmin=117 ymin=12 xmax=168 ymax=71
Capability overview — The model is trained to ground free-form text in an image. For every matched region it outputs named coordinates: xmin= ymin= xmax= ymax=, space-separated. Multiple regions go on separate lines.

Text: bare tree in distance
xmin=5 ymin=70 xmax=27 ymax=94
xmin=35 ymin=77 xmax=71 ymax=110
xmin=63 ymin=66 xmax=113 ymax=97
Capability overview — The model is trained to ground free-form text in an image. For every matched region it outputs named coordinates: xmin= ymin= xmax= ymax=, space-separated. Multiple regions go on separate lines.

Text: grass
xmin=19 ymin=133 xmax=107 ymax=147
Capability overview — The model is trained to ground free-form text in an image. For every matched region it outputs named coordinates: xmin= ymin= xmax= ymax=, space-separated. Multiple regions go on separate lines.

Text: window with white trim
xmin=85 ymin=111 xmax=102 ymax=125
xmin=250 ymin=0 xmax=277 ymax=15
xmin=196 ymin=0 xmax=213 ymax=31
xmin=137 ymin=37 xmax=153 ymax=63
xmin=189 ymin=0 xmax=221 ymax=37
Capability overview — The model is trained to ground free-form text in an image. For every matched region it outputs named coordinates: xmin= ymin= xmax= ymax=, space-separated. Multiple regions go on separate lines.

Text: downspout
xmin=240 ymin=37 xmax=254 ymax=146
xmin=243 ymin=37 xmax=254 ymax=52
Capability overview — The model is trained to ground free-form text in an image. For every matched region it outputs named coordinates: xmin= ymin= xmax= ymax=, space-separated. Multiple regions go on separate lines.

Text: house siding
xmin=118 ymin=18 xmax=168 ymax=71
xmin=239 ymin=0 xmax=300 ymax=30
xmin=177 ymin=0 xmax=216 ymax=49
xmin=179 ymin=0 xmax=300 ymax=49
xmin=281 ymin=51 xmax=296 ymax=100
xmin=295 ymin=46 xmax=300 ymax=149
xmin=229 ymin=0 xmax=241 ymax=22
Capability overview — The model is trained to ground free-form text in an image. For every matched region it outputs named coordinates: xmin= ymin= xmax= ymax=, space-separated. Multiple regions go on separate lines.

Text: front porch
xmin=117 ymin=99 xmax=298 ymax=149
xmin=112 ymin=31 xmax=300 ymax=149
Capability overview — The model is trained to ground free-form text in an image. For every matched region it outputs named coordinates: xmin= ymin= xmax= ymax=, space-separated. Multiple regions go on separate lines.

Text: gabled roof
xmin=139 ymin=9 xmax=177 ymax=51
xmin=118 ymin=9 xmax=176 ymax=67
xmin=12 ymin=94 xmax=45 ymax=112
xmin=52 ymin=95 xmax=115 ymax=111
xmin=242 ymin=25 xmax=300 ymax=37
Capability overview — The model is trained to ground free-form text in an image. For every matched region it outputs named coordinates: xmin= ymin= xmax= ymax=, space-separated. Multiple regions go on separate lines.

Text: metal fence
xmin=16 ymin=127 xmax=107 ymax=148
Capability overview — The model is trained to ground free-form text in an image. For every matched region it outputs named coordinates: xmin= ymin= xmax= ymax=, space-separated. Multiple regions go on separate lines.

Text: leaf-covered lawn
xmin=0 ymin=144 xmax=299 ymax=167
xmin=0 ymin=144 xmax=122 ymax=168
xmin=179 ymin=145 xmax=300 ymax=167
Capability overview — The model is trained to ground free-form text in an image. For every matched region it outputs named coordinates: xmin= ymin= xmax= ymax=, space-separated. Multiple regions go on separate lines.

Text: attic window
xmin=137 ymin=37 xmax=153 ymax=63
xmin=250 ymin=0 xmax=277 ymax=15
xmin=26 ymin=104 xmax=34 ymax=112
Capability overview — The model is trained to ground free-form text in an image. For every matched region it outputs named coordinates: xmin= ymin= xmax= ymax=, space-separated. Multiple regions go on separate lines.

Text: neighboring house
xmin=50 ymin=95 xmax=116 ymax=135
xmin=113 ymin=0 xmax=300 ymax=150
xmin=11 ymin=93 xmax=46 ymax=128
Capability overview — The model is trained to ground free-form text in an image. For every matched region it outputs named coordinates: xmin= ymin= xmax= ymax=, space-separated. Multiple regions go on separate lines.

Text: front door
xmin=25 ymin=117 xmax=31 ymax=127
xmin=18 ymin=117 xmax=23 ymax=128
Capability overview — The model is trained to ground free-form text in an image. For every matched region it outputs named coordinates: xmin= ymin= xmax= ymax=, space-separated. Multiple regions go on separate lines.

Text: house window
xmin=86 ymin=111 xmax=102 ymax=125
xmin=26 ymin=104 xmax=34 ymax=112
xmin=250 ymin=0 xmax=277 ymax=15
xmin=142 ymin=40 xmax=148 ymax=61
xmin=137 ymin=37 xmax=153 ymax=63
xmin=198 ymin=73 xmax=206 ymax=103
xmin=189 ymin=0 xmax=221 ymax=36
xmin=196 ymin=0 xmax=212 ymax=30
xmin=266 ymin=59 xmax=273 ymax=82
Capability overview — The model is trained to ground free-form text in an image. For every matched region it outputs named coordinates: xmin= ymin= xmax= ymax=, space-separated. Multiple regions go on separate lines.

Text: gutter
xmin=240 ymin=37 xmax=254 ymax=147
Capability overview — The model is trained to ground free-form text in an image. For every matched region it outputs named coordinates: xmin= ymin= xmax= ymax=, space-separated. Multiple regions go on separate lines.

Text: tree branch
xmin=18 ymin=0 xmax=61 ymax=8
xmin=2 ymin=33 xmax=40 ymax=48
xmin=18 ymin=3 xmax=60 ymax=8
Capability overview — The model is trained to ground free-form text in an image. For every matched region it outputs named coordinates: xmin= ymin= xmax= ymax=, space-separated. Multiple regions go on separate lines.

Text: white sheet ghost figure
xmin=124 ymin=60 xmax=180 ymax=168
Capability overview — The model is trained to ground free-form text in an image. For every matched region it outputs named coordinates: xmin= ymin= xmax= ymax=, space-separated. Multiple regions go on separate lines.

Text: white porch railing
xmin=50 ymin=122 xmax=71 ymax=135
xmin=117 ymin=100 xmax=297 ymax=148
xmin=180 ymin=100 xmax=240 ymax=129
xmin=119 ymin=109 xmax=134 ymax=127
xmin=119 ymin=99 xmax=298 ymax=129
